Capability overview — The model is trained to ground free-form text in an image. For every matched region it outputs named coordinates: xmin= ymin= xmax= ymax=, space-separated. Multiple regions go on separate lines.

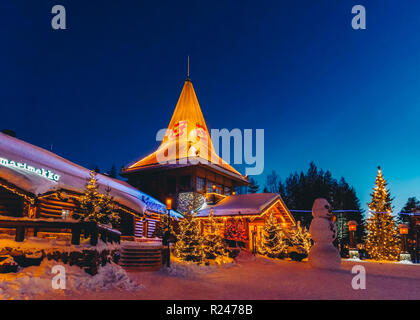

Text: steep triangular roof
xmin=122 ymin=79 xmax=247 ymax=183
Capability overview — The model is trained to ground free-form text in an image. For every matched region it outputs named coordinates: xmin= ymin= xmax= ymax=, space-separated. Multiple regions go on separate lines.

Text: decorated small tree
xmin=203 ymin=210 xmax=229 ymax=260
xmin=289 ymin=220 xmax=312 ymax=255
xmin=152 ymin=214 xmax=177 ymax=240
xmin=259 ymin=212 xmax=287 ymax=258
xmin=174 ymin=212 xmax=204 ymax=263
xmin=224 ymin=218 xmax=248 ymax=244
xmin=365 ymin=166 xmax=400 ymax=261
xmin=74 ymin=171 xmax=120 ymax=227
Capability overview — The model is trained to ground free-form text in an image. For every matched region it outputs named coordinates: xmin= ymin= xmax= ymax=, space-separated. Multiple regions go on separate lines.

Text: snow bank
xmin=0 ymin=259 xmax=142 ymax=300
xmin=0 ymin=235 xmax=120 ymax=254
xmin=160 ymin=257 xmax=234 ymax=279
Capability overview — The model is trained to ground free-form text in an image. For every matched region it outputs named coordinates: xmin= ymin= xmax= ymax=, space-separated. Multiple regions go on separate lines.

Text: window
xmin=196 ymin=177 xmax=205 ymax=193
xmin=224 ymin=186 xmax=231 ymax=195
xmin=207 ymin=182 xmax=214 ymax=193
xmin=61 ymin=209 xmax=70 ymax=220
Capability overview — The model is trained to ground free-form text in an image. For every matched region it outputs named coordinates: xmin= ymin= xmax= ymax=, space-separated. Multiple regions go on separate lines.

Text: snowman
xmin=308 ymin=198 xmax=341 ymax=270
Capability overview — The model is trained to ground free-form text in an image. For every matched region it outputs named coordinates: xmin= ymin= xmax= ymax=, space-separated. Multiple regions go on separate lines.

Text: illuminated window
xmin=61 ymin=209 xmax=70 ymax=220
xmin=224 ymin=186 xmax=231 ymax=195
xmin=207 ymin=182 xmax=214 ymax=193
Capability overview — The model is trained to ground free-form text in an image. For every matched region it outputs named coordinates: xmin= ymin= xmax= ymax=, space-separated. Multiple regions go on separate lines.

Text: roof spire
xmin=186 ymin=55 xmax=191 ymax=81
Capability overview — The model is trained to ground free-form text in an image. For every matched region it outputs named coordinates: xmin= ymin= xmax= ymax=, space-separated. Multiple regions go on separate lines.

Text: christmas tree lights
xmin=74 ymin=171 xmax=120 ymax=227
xmin=259 ymin=212 xmax=287 ymax=258
xmin=174 ymin=212 xmax=204 ymax=263
xmin=365 ymin=166 xmax=400 ymax=261
xmin=203 ymin=210 xmax=229 ymax=260
xmin=289 ymin=220 xmax=312 ymax=254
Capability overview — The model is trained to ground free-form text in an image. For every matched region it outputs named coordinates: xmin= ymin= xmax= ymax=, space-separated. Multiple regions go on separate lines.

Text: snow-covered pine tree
xmin=174 ymin=212 xmax=204 ymax=263
xmin=289 ymin=220 xmax=312 ymax=254
xmin=203 ymin=210 xmax=229 ymax=260
xmin=365 ymin=166 xmax=400 ymax=261
xmin=74 ymin=171 xmax=119 ymax=227
xmin=259 ymin=212 xmax=287 ymax=258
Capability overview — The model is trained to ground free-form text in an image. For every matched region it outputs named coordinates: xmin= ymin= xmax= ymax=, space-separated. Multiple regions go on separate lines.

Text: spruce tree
xmin=365 ymin=166 xmax=400 ymax=261
xmin=399 ymin=197 xmax=420 ymax=223
xmin=174 ymin=212 xmax=204 ymax=263
xmin=74 ymin=171 xmax=119 ymax=227
xmin=259 ymin=212 xmax=287 ymax=258
xmin=248 ymin=178 xmax=260 ymax=193
xmin=289 ymin=221 xmax=312 ymax=254
xmin=398 ymin=197 xmax=419 ymax=242
xmin=107 ymin=164 xmax=117 ymax=178
xmin=203 ymin=210 xmax=229 ymax=260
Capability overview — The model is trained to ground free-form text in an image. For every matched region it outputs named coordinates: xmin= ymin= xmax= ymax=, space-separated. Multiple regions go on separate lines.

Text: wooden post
xmin=100 ymin=230 xmax=107 ymax=243
xmin=71 ymin=225 xmax=81 ymax=245
xmin=90 ymin=227 xmax=98 ymax=246
xmin=15 ymin=226 xmax=25 ymax=242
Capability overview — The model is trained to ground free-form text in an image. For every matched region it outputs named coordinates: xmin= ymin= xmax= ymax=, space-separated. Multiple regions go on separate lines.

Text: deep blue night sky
xmin=1 ymin=0 xmax=419 ymax=212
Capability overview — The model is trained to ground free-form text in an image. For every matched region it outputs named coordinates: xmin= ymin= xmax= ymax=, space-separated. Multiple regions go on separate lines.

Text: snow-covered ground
xmin=1 ymin=251 xmax=419 ymax=300
xmin=0 ymin=259 xmax=141 ymax=300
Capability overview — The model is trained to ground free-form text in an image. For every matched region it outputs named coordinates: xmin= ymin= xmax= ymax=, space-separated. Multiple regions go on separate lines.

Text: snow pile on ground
xmin=0 ymin=259 xmax=141 ymax=300
xmin=234 ymin=250 xmax=257 ymax=263
xmin=0 ymin=234 xmax=120 ymax=254
xmin=161 ymin=258 xmax=235 ymax=279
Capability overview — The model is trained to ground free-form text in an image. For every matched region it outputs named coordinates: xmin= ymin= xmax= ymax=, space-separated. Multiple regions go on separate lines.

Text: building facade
xmin=0 ymin=131 xmax=172 ymax=240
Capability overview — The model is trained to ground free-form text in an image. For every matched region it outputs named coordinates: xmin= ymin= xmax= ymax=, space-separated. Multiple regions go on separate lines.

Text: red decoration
xmin=224 ymin=218 xmax=248 ymax=242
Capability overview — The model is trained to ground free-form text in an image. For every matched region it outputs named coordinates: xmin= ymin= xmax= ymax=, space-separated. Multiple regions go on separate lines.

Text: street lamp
xmin=399 ymin=223 xmax=411 ymax=262
xmin=212 ymin=184 xmax=216 ymax=204
xmin=165 ymin=198 xmax=172 ymax=268
xmin=348 ymin=220 xmax=359 ymax=259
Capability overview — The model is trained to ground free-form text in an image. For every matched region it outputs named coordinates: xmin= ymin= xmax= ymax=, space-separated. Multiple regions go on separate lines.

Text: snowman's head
xmin=312 ymin=198 xmax=333 ymax=219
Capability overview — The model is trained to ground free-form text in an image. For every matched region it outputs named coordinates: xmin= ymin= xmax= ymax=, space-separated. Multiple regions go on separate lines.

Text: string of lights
xmin=289 ymin=209 xmax=420 ymax=215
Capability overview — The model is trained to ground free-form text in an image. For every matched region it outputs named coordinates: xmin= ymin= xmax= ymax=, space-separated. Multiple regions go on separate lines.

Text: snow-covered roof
xmin=197 ymin=193 xmax=283 ymax=217
xmin=0 ymin=132 xmax=173 ymax=216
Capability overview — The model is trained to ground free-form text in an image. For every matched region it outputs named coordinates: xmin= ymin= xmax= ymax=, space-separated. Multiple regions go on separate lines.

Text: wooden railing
xmin=0 ymin=218 xmax=121 ymax=246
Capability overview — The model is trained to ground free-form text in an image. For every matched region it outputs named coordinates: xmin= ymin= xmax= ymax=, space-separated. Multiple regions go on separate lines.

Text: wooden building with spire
xmin=121 ymin=78 xmax=249 ymax=212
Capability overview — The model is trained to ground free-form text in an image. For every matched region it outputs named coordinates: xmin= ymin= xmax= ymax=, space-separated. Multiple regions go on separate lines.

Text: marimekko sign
xmin=0 ymin=157 xmax=61 ymax=182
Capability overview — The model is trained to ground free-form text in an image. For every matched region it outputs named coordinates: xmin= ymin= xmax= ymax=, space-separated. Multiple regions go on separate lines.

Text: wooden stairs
xmin=119 ymin=242 xmax=163 ymax=271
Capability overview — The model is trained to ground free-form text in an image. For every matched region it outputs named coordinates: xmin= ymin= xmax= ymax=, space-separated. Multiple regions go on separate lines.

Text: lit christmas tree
xmin=259 ymin=212 xmax=287 ymax=258
xmin=74 ymin=171 xmax=120 ymax=227
xmin=152 ymin=214 xmax=177 ymax=239
xmin=203 ymin=209 xmax=229 ymax=260
xmin=174 ymin=212 xmax=204 ymax=263
xmin=365 ymin=166 xmax=400 ymax=261
xmin=289 ymin=220 xmax=312 ymax=254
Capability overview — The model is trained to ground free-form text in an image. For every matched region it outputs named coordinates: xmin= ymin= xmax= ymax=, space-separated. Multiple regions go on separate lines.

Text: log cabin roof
xmin=196 ymin=193 xmax=296 ymax=225
xmin=0 ymin=132 xmax=176 ymax=216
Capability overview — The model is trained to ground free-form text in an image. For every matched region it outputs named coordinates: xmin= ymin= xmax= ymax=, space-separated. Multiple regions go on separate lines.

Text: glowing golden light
xmin=166 ymin=198 xmax=172 ymax=210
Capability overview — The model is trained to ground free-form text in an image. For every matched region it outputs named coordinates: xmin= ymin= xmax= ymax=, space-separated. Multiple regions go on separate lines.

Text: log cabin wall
xmin=0 ymin=186 xmax=24 ymax=217
xmin=38 ymin=193 xmax=78 ymax=219
xmin=37 ymin=192 xmax=143 ymax=237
